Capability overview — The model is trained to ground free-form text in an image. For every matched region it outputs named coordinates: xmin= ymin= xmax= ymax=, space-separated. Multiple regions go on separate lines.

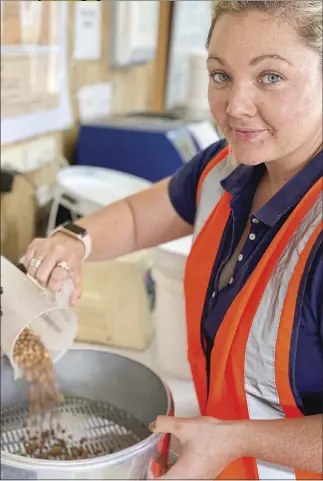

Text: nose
xmin=225 ymin=83 xmax=257 ymax=118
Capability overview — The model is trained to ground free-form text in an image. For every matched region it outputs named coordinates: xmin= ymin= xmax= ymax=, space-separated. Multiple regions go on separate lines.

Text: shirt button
xmin=229 ymin=277 xmax=234 ymax=285
xmin=252 ymin=218 xmax=260 ymax=224
xmin=249 ymin=233 xmax=256 ymax=241
xmin=238 ymin=254 xmax=243 ymax=262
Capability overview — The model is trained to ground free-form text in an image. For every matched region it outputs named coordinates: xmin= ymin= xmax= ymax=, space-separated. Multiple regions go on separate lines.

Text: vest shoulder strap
xmin=194 ymin=145 xmax=234 ymax=240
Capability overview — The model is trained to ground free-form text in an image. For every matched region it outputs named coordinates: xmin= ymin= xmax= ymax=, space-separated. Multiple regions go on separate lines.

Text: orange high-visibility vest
xmin=185 ymin=146 xmax=322 ymax=480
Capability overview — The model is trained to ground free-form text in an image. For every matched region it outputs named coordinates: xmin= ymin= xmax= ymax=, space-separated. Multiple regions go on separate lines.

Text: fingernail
xmin=149 ymin=421 xmax=156 ymax=432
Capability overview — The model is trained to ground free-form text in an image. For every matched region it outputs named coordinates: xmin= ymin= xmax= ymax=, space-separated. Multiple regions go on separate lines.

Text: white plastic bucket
xmin=47 ymin=166 xmax=151 ymax=233
xmin=152 ymin=236 xmax=192 ymax=379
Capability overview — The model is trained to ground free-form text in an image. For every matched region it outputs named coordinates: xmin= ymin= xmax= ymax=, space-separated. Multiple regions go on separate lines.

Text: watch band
xmin=50 ymin=224 xmax=92 ymax=261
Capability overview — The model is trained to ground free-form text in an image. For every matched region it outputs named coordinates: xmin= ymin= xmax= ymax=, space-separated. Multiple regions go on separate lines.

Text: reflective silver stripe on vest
xmin=244 ymin=195 xmax=322 ymax=480
xmin=193 ymin=155 xmax=234 ymax=242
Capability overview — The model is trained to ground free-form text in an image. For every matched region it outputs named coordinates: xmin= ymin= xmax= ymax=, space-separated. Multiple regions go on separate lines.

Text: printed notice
xmin=73 ymin=1 xmax=101 ymax=60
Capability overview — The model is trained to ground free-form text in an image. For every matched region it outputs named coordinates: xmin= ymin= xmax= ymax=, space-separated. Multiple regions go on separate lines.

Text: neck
xmin=264 ymin=135 xmax=322 ymax=192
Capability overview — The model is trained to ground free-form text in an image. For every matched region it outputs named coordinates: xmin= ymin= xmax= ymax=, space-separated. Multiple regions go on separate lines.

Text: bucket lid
xmin=56 ymin=166 xmax=151 ymax=208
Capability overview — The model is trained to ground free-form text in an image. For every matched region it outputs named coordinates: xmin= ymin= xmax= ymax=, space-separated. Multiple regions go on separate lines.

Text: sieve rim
xmin=1 ymin=352 xmax=173 ymax=470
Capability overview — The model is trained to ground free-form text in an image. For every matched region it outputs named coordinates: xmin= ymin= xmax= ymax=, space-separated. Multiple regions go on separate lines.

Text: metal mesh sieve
xmin=1 ymin=395 xmax=150 ymax=460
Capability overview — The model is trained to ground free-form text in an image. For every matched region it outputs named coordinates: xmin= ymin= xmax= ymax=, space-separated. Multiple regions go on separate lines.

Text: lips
xmin=232 ymin=128 xmax=268 ymax=141
xmin=235 ymin=128 xmax=265 ymax=133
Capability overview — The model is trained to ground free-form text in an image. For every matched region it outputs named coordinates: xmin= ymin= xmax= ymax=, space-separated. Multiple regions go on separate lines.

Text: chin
xmin=235 ymin=156 xmax=266 ymax=167
xmin=229 ymin=143 xmax=271 ymax=166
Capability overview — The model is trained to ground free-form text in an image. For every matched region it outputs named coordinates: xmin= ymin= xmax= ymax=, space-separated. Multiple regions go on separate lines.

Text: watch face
xmin=63 ymin=223 xmax=87 ymax=237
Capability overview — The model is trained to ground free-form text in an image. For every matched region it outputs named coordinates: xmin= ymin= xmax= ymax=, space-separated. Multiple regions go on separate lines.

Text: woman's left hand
xmin=151 ymin=415 xmax=244 ymax=480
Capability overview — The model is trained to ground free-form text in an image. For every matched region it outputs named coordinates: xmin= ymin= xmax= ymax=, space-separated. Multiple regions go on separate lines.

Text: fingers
xmin=22 ymin=238 xmax=41 ymax=270
xmin=47 ymin=266 xmax=81 ymax=307
xmin=22 ymin=237 xmax=83 ymax=304
xmin=22 ymin=249 xmax=34 ymax=269
xmin=155 ymin=416 xmax=226 ymax=480
xmin=69 ymin=269 xmax=82 ymax=306
xmin=35 ymin=252 xmax=61 ymax=284
xmin=28 ymin=244 xmax=63 ymax=285
xmin=159 ymin=450 xmax=202 ymax=480
xmin=46 ymin=264 xmax=70 ymax=293
xmin=151 ymin=416 xmax=191 ymax=441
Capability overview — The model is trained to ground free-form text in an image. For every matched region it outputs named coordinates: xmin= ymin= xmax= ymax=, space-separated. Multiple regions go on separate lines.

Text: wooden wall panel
xmin=152 ymin=1 xmax=173 ymax=111
xmin=63 ymin=1 xmax=157 ymax=161
xmin=1 ymin=1 xmax=172 ymax=261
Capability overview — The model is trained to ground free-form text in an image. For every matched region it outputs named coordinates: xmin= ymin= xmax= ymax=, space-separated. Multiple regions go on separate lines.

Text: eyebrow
xmin=207 ymin=54 xmax=293 ymax=66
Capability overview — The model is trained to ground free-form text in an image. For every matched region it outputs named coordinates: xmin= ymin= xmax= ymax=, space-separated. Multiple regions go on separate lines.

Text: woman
xmin=23 ymin=1 xmax=322 ymax=479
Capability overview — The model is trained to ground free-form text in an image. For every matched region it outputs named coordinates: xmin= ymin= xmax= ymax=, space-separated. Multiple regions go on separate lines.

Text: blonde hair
xmin=207 ymin=1 xmax=322 ymax=60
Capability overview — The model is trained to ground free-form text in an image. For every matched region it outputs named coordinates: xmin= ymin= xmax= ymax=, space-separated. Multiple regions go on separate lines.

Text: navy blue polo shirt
xmin=168 ymin=139 xmax=323 ymax=416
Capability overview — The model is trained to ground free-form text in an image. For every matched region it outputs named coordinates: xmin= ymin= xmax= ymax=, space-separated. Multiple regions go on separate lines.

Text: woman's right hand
xmin=22 ymin=233 xmax=85 ymax=306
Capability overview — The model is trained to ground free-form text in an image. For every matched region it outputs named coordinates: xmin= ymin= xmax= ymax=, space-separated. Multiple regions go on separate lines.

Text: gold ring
xmin=56 ymin=261 xmax=70 ymax=273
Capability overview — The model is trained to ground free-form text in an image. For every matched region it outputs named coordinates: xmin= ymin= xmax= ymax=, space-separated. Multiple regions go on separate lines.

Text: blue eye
xmin=210 ymin=72 xmax=230 ymax=84
xmin=261 ymin=73 xmax=283 ymax=85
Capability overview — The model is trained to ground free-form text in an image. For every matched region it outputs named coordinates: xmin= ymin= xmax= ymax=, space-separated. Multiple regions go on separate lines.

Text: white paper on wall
xmin=110 ymin=0 xmax=159 ymax=67
xmin=165 ymin=1 xmax=212 ymax=110
xmin=73 ymin=1 xmax=101 ymax=60
xmin=77 ymin=83 xmax=113 ymax=123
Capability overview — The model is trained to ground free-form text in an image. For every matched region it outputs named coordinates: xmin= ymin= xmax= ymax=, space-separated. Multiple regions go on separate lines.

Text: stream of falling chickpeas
xmin=12 ymin=328 xmax=105 ymax=460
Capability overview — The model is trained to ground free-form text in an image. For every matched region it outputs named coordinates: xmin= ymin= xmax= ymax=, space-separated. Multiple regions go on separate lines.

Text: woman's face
xmin=207 ymin=12 xmax=322 ymax=166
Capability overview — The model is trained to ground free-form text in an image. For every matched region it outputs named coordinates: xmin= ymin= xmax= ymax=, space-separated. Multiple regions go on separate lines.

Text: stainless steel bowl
xmin=1 ymin=349 xmax=172 ymax=479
